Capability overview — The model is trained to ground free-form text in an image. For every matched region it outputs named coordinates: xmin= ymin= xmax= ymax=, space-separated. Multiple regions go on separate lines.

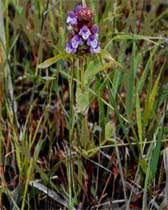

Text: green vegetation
xmin=0 ymin=0 xmax=168 ymax=209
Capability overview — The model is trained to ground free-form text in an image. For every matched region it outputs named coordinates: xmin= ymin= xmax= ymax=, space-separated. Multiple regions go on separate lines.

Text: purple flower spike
xmin=75 ymin=5 xmax=83 ymax=13
xmin=90 ymin=43 xmax=101 ymax=54
xmin=91 ymin=25 xmax=99 ymax=34
xmin=66 ymin=11 xmax=77 ymax=25
xmin=66 ymin=42 xmax=76 ymax=54
xmin=87 ymin=35 xmax=98 ymax=49
xmin=79 ymin=26 xmax=91 ymax=40
xmin=65 ymin=5 xmax=100 ymax=54
xmin=71 ymin=35 xmax=83 ymax=49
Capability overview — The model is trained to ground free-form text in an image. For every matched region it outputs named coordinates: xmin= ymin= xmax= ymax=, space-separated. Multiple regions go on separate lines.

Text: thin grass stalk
xmin=115 ymin=146 xmax=128 ymax=206
xmin=126 ymin=165 xmax=140 ymax=209
xmin=0 ymin=0 xmax=5 ymax=176
xmin=142 ymin=139 xmax=155 ymax=210
xmin=21 ymin=158 xmax=33 ymax=210
xmin=163 ymin=147 xmax=168 ymax=207
xmin=0 ymin=2 xmax=7 ymax=205
xmin=67 ymin=147 xmax=73 ymax=209
xmin=162 ymin=100 xmax=168 ymax=207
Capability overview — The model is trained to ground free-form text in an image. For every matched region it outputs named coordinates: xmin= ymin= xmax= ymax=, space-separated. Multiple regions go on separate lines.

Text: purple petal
xmin=78 ymin=38 xmax=83 ymax=46
xmin=91 ymin=39 xmax=98 ymax=48
xmin=71 ymin=35 xmax=83 ymax=48
xmin=79 ymin=26 xmax=91 ymax=40
xmin=75 ymin=34 xmax=83 ymax=45
xmin=87 ymin=35 xmax=98 ymax=48
xmin=91 ymin=25 xmax=99 ymax=34
xmin=75 ymin=5 xmax=83 ymax=13
xmin=87 ymin=39 xmax=91 ymax=46
xmin=68 ymin=11 xmax=76 ymax=18
xmin=71 ymin=48 xmax=77 ymax=53
xmin=66 ymin=42 xmax=76 ymax=54
xmin=66 ymin=11 xmax=77 ymax=25
xmin=81 ymin=26 xmax=89 ymax=33
xmin=87 ymin=35 xmax=93 ymax=46
xmin=65 ymin=42 xmax=72 ymax=53
xmin=90 ymin=43 xmax=101 ymax=54
xmin=71 ymin=39 xmax=78 ymax=49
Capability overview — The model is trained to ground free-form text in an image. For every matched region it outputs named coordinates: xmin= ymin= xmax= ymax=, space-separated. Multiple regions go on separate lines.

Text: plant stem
xmin=69 ymin=59 xmax=76 ymax=143
xmin=68 ymin=59 xmax=76 ymax=208
xmin=80 ymin=57 xmax=85 ymax=92
xmin=0 ymin=1 xmax=6 ymax=202
xmin=80 ymin=57 xmax=89 ymax=149
xmin=21 ymin=158 xmax=33 ymax=210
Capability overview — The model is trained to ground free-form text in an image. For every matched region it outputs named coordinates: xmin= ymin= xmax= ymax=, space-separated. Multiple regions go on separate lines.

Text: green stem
xmin=21 ymin=158 xmax=33 ymax=210
xmin=80 ymin=57 xmax=89 ymax=149
xmin=80 ymin=57 xmax=85 ymax=92
xmin=68 ymin=60 xmax=76 ymax=208
xmin=69 ymin=61 xmax=75 ymax=142
xmin=81 ymin=114 xmax=89 ymax=149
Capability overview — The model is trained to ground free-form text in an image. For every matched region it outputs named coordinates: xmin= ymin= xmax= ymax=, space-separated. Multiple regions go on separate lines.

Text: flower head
xmin=79 ymin=25 xmax=91 ymax=40
xmin=77 ymin=6 xmax=93 ymax=25
xmin=65 ymin=5 xmax=101 ymax=54
xmin=66 ymin=11 xmax=77 ymax=25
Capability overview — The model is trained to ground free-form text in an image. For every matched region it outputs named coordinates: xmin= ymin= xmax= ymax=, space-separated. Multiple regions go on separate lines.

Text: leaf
xmin=21 ymin=158 xmax=33 ymax=210
xmin=136 ymin=92 xmax=143 ymax=151
xmin=100 ymin=49 xmax=122 ymax=65
xmin=142 ymin=130 xmax=162 ymax=210
xmin=105 ymin=121 xmax=115 ymax=140
xmin=85 ymin=61 xmax=116 ymax=83
xmin=75 ymin=87 xmax=89 ymax=114
xmin=144 ymin=70 xmax=162 ymax=124
xmin=125 ymin=41 xmax=138 ymax=119
xmin=137 ymin=43 xmax=160 ymax=93
xmin=139 ymin=159 xmax=148 ymax=175
xmin=150 ymin=131 xmax=161 ymax=180
xmin=34 ymin=140 xmax=44 ymax=161
xmin=112 ymin=34 xmax=163 ymax=45
xmin=84 ymin=50 xmax=123 ymax=83
xmin=29 ymin=181 xmax=69 ymax=208
xmin=37 ymin=52 xmax=71 ymax=69
xmin=163 ymin=147 xmax=168 ymax=204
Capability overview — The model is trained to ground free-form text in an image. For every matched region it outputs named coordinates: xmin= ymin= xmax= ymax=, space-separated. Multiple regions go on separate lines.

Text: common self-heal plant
xmin=65 ymin=3 xmax=101 ymax=207
xmin=65 ymin=3 xmax=101 ymax=151
xmin=66 ymin=4 xmax=100 ymax=54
